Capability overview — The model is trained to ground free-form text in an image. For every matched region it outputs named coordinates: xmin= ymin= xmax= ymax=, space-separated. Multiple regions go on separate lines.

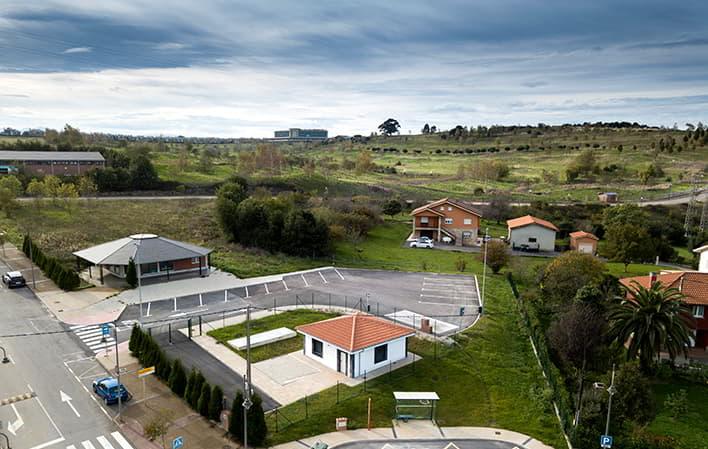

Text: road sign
xmin=101 ymin=324 xmax=111 ymax=336
xmin=172 ymin=436 xmax=184 ymax=449
xmin=137 ymin=366 xmax=155 ymax=378
xmin=600 ymin=435 xmax=613 ymax=448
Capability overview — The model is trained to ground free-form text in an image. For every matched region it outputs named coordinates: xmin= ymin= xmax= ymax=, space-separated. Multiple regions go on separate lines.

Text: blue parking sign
xmin=600 ymin=435 xmax=613 ymax=448
xmin=101 ymin=324 xmax=111 ymax=336
xmin=172 ymin=436 xmax=184 ymax=449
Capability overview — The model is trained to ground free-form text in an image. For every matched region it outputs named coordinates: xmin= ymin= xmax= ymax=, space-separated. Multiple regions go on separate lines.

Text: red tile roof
xmin=411 ymin=198 xmax=482 ymax=217
xmin=569 ymin=231 xmax=599 ymax=240
xmin=619 ymin=272 xmax=708 ymax=306
xmin=296 ymin=314 xmax=415 ymax=352
xmin=506 ymin=215 xmax=559 ymax=232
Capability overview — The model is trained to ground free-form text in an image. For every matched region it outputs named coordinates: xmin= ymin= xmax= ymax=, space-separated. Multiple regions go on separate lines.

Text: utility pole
xmin=481 ymin=227 xmax=489 ymax=311
xmin=27 ymin=232 xmax=36 ymax=289
xmin=134 ymin=239 xmax=144 ymax=323
xmin=242 ymin=305 xmax=253 ymax=449
xmin=603 ymin=364 xmax=617 ymax=443
xmin=114 ymin=321 xmax=122 ymax=421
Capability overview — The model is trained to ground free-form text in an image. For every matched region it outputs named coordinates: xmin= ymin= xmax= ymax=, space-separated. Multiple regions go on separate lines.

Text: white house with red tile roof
xmin=620 ymin=271 xmax=708 ymax=349
xmin=296 ymin=314 xmax=415 ymax=378
xmin=506 ymin=215 xmax=559 ymax=252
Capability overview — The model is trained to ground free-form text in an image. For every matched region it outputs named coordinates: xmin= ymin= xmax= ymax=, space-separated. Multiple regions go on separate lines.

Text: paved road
xmin=334 ymin=439 xmax=525 ymax=449
xmin=0 ymin=283 xmax=131 ymax=449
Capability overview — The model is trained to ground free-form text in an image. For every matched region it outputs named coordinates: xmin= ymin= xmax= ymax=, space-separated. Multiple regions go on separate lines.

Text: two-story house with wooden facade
xmin=410 ymin=198 xmax=482 ymax=246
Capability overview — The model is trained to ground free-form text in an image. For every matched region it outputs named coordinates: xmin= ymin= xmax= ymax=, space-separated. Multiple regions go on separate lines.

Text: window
xmin=159 ymin=261 xmax=173 ymax=271
xmin=420 ymin=216 xmax=429 ymax=224
xmin=141 ymin=262 xmax=158 ymax=274
xmin=528 ymin=237 xmax=537 ymax=243
xmin=374 ymin=344 xmax=388 ymax=363
xmin=462 ymin=231 xmax=471 ymax=238
xmin=693 ymin=305 xmax=705 ymax=318
xmin=191 ymin=257 xmax=200 ymax=265
xmin=311 ymin=339 xmax=323 ymax=357
xmin=447 ymin=206 xmax=452 ymax=211
xmin=444 ymin=218 xmax=453 ymax=224
xmin=463 ymin=218 xmax=472 ymax=225
xmin=440 ymin=206 xmax=444 ymax=211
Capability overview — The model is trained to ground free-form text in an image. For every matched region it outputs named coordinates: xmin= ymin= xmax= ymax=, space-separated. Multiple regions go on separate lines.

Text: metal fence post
xmin=377 ymin=302 xmax=380 ymax=316
xmin=345 ymin=296 xmax=347 ymax=310
xmin=364 ymin=372 xmax=367 ymax=392
xmin=275 ymin=409 xmax=279 ymax=432
xmin=336 ymin=381 xmax=339 ymax=403
xmin=329 ymin=293 xmax=332 ymax=311
xmin=311 ymin=292 xmax=314 ymax=308
xmin=188 ymin=318 xmax=192 ymax=340
xmin=305 ymin=395 xmax=308 ymax=418
xmin=168 ymin=323 xmax=172 ymax=344
xmin=273 ymin=297 xmax=276 ymax=314
xmin=199 ymin=315 xmax=202 ymax=336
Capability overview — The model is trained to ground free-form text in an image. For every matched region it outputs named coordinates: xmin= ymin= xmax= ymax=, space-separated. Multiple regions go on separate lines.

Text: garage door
xmin=579 ymin=243 xmax=593 ymax=254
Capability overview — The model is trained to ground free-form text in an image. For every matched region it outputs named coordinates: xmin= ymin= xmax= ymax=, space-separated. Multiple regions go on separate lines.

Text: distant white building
xmin=296 ymin=314 xmax=415 ymax=378
xmin=694 ymin=245 xmax=708 ymax=273
xmin=506 ymin=215 xmax=559 ymax=252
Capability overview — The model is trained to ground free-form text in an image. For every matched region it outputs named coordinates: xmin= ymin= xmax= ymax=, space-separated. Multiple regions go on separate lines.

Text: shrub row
xmin=128 ymin=325 xmax=267 ymax=445
xmin=22 ymin=235 xmax=81 ymax=290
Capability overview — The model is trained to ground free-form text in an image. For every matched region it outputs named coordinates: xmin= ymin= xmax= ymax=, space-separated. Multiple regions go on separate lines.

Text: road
xmin=334 ymin=439 xmax=526 ymax=449
xmin=0 ymin=260 xmax=132 ymax=449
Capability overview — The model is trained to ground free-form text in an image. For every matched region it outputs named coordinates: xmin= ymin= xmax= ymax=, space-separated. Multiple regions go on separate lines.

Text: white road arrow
xmin=60 ymin=390 xmax=81 ymax=418
xmin=7 ymin=404 xmax=24 ymax=435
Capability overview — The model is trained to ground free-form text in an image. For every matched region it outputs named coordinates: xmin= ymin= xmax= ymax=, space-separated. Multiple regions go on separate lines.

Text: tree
xmin=168 ymin=360 xmax=187 ymax=396
xmin=144 ymin=412 xmax=171 ymax=449
xmin=129 ymin=154 xmax=159 ymax=190
xmin=421 ymin=123 xmax=430 ymax=134
xmin=128 ymin=324 xmax=142 ymax=354
xmin=603 ymin=223 xmax=653 ymax=271
xmin=208 ymin=385 xmax=223 ymax=422
xmin=197 ymin=148 xmax=213 ymax=174
xmin=229 ymin=391 xmax=245 ymax=440
xmin=197 ymin=382 xmax=211 ymax=417
xmin=542 ymin=251 xmax=605 ymax=306
xmin=126 ymin=258 xmax=138 ymax=288
xmin=612 ymin=362 xmax=656 ymax=425
xmin=548 ymin=303 xmax=606 ymax=370
xmin=482 ymin=240 xmax=510 ymax=274
xmin=382 ymin=199 xmax=402 ymax=218
xmin=247 ymin=393 xmax=267 ymax=446
xmin=602 ymin=204 xmax=645 ymax=229
xmin=189 ymin=371 xmax=205 ymax=409
xmin=609 ymin=281 xmax=692 ymax=371
xmin=216 ymin=181 xmax=248 ymax=239
xmin=378 ymin=118 xmax=401 ymax=136
xmin=184 ymin=369 xmax=197 ymax=403
xmin=0 ymin=175 xmax=22 ymax=214
xmin=486 ymin=195 xmax=511 ymax=223
xmin=77 ymin=176 xmax=98 ymax=197
xmin=355 ymin=150 xmax=374 ymax=174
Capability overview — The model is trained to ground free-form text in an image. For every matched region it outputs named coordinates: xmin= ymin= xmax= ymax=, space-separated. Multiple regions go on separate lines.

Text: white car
xmin=409 ymin=239 xmax=434 ymax=249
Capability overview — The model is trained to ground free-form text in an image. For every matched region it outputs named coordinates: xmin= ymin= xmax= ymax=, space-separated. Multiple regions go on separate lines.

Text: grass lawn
xmin=265 ymin=273 xmax=567 ymax=448
xmin=648 ymin=379 xmax=708 ymax=449
xmin=207 ymin=310 xmax=338 ymax=363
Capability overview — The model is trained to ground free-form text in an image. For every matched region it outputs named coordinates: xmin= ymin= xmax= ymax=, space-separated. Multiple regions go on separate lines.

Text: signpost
xmin=600 ymin=435 xmax=613 ymax=448
xmin=137 ymin=366 xmax=155 ymax=401
xmin=172 ymin=436 xmax=183 ymax=449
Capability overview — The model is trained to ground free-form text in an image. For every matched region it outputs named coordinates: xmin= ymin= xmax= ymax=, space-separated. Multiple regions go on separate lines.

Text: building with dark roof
xmin=73 ymin=234 xmax=212 ymax=284
xmin=0 ymin=151 xmax=105 ymax=176
xmin=271 ymin=128 xmax=328 ymax=142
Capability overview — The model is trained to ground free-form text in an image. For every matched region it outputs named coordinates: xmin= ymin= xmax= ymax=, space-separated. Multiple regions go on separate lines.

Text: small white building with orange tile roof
xmin=569 ymin=230 xmax=599 ymax=254
xmin=506 ymin=215 xmax=559 ymax=252
xmin=296 ymin=314 xmax=415 ymax=378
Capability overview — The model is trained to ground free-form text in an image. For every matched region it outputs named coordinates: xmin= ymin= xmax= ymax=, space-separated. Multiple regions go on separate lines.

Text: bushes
xmin=209 ymin=386 xmax=224 ymax=421
xmin=229 ymin=390 xmax=267 ymax=446
xmin=22 ymin=235 xmax=80 ymax=290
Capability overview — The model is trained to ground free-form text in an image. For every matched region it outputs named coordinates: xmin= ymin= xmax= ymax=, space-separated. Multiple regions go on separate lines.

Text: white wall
xmin=508 ymin=225 xmax=556 ymax=252
xmin=302 ymin=334 xmax=409 ymax=378
xmin=699 ymin=251 xmax=708 ymax=273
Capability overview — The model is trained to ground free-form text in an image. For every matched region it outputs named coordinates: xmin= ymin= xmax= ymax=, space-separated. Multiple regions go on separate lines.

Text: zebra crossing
xmin=65 ymin=432 xmax=134 ymax=449
xmin=69 ymin=324 xmax=115 ymax=354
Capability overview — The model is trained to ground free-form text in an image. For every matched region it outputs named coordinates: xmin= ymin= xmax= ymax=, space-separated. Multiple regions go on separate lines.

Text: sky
xmin=1 ymin=0 xmax=708 ymax=137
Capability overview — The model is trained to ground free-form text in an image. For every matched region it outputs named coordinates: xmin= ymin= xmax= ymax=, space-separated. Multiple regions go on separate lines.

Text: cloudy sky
xmin=1 ymin=0 xmax=708 ymax=137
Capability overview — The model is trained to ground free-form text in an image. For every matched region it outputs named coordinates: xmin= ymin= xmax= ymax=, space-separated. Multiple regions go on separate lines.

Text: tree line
xmin=22 ymin=235 xmax=81 ymax=290
xmin=128 ymin=325 xmax=267 ymax=446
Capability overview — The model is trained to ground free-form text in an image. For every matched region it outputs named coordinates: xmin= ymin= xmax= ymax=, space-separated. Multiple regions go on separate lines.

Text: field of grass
xmin=648 ymin=379 xmax=708 ymax=449
xmin=207 ymin=310 xmax=338 ymax=363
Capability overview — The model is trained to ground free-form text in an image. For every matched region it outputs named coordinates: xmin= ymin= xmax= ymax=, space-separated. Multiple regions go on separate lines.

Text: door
xmin=579 ymin=243 xmax=593 ymax=254
xmin=337 ymin=350 xmax=348 ymax=375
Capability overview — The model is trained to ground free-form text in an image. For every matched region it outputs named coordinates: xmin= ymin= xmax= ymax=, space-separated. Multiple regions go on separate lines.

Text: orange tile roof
xmin=506 ymin=215 xmax=559 ymax=232
xmin=411 ymin=198 xmax=482 ymax=217
xmin=569 ymin=231 xmax=599 ymax=240
xmin=619 ymin=272 xmax=708 ymax=306
xmin=296 ymin=314 xmax=415 ymax=352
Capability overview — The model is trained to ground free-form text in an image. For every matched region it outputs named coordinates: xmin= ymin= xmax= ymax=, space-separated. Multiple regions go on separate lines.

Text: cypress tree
xmin=189 ymin=372 xmax=205 ymax=409
xmin=128 ymin=324 xmax=140 ymax=354
xmin=197 ymin=382 xmax=211 ymax=417
xmin=229 ymin=391 xmax=245 ymax=441
xmin=126 ymin=258 xmax=138 ymax=288
xmin=247 ymin=393 xmax=267 ymax=446
xmin=184 ymin=369 xmax=197 ymax=402
xmin=208 ymin=385 xmax=224 ymax=422
xmin=168 ymin=359 xmax=187 ymax=396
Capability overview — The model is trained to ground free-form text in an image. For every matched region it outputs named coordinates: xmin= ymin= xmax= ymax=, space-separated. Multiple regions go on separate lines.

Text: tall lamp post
xmin=480 ymin=227 xmax=489 ymax=313
xmin=242 ymin=305 xmax=253 ymax=449
xmin=133 ymin=238 xmax=144 ymax=323
xmin=603 ymin=364 xmax=617 ymax=444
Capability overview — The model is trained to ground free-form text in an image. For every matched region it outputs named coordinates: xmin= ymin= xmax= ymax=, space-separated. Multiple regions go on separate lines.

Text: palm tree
xmin=608 ymin=280 xmax=692 ymax=371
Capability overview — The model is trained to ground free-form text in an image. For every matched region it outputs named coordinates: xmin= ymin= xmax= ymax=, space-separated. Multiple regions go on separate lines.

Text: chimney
xmin=649 ymin=272 xmax=657 ymax=285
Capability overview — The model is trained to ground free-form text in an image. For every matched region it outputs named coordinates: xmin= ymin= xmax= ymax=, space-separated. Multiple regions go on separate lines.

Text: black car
xmin=2 ymin=271 xmax=26 ymax=288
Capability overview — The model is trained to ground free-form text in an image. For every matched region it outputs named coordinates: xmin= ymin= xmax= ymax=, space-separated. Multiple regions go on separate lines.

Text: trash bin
xmin=335 ymin=417 xmax=348 ymax=431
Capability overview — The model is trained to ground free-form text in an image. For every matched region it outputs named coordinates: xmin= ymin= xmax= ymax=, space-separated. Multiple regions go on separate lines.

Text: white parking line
xmin=420 ymin=294 xmax=473 ymax=300
xmin=282 ymin=279 xmax=289 ymax=290
xmin=422 ymin=283 xmax=476 ymax=288
xmin=421 ymin=288 xmax=475 ymax=294
xmin=173 ymin=297 xmax=177 ymax=311
xmin=199 ymin=294 xmax=203 ymax=307
xmin=245 ymin=285 xmax=250 ymax=298
xmin=301 ymin=274 xmax=309 ymax=287
xmin=146 ymin=302 xmax=151 ymax=317
xmin=318 ymin=271 xmax=328 ymax=284
xmin=334 ymin=268 xmax=345 ymax=280
xmin=264 ymin=283 xmax=270 ymax=295
xmin=419 ymin=300 xmax=473 ymax=306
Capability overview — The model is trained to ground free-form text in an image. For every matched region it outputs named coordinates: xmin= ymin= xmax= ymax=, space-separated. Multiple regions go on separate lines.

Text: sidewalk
xmin=0 ymin=243 xmax=124 ymax=325
xmin=271 ymin=420 xmax=554 ymax=449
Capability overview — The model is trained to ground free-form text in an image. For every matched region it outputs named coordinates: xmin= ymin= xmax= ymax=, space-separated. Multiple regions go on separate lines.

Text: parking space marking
xmin=264 ymin=283 xmax=270 ymax=295
xmin=334 ymin=268 xmax=345 ymax=280
xmin=82 ymin=440 xmax=97 ymax=449
xmin=283 ymin=279 xmax=289 ymax=290
xmin=318 ymin=271 xmax=328 ymax=284
xmin=301 ymin=274 xmax=309 ymax=287
xmin=245 ymin=286 xmax=250 ymax=298
xmin=419 ymin=301 xmax=473 ymax=306
xmin=146 ymin=302 xmax=151 ymax=317
xmin=420 ymin=294 xmax=473 ymax=300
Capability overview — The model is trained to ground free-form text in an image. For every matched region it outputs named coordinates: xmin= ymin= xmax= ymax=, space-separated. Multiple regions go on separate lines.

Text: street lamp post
xmin=603 ymin=364 xmax=617 ymax=444
xmin=242 ymin=305 xmax=253 ymax=449
xmin=1 ymin=346 xmax=10 ymax=364
xmin=0 ymin=431 xmax=11 ymax=449
xmin=481 ymin=227 xmax=489 ymax=312
xmin=133 ymin=238 xmax=144 ymax=323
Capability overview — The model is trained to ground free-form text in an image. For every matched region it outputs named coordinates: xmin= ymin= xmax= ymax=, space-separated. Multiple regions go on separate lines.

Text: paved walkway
xmin=271 ymin=420 xmax=554 ymax=449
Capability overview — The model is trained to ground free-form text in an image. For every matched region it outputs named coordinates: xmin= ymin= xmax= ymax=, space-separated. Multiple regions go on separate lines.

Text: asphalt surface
xmin=334 ymin=439 xmax=526 ymax=449
xmin=0 ymin=260 xmax=126 ymax=449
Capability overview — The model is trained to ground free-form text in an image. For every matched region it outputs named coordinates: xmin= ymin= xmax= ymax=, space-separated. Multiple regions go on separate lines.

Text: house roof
xmin=0 ymin=151 xmax=105 ymax=162
xmin=73 ymin=234 xmax=211 ymax=265
xmin=296 ymin=313 xmax=415 ymax=352
xmin=693 ymin=245 xmax=708 ymax=254
xmin=619 ymin=272 xmax=708 ymax=306
xmin=411 ymin=198 xmax=482 ymax=217
xmin=569 ymin=231 xmax=599 ymax=241
xmin=506 ymin=215 xmax=559 ymax=232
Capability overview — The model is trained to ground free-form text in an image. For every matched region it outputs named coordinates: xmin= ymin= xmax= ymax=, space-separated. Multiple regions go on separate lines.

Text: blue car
xmin=92 ymin=377 xmax=131 ymax=405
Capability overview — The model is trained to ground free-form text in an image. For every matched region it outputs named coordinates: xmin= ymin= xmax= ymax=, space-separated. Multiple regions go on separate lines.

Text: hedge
xmin=22 ymin=235 xmax=81 ymax=290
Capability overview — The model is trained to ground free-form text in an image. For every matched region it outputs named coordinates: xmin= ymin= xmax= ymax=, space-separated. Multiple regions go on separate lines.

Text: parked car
xmin=409 ymin=239 xmax=434 ymax=249
xmin=92 ymin=377 xmax=131 ymax=405
xmin=2 ymin=271 xmax=26 ymax=288
xmin=419 ymin=236 xmax=433 ymax=243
